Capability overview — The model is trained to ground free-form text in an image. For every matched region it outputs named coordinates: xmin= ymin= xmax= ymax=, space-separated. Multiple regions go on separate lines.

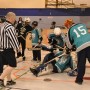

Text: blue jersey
xmin=48 ymin=33 xmax=64 ymax=48
xmin=32 ymin=28 xmax=41 ymax=45
xmin=67 ymin=23 xmax=90 ymax=52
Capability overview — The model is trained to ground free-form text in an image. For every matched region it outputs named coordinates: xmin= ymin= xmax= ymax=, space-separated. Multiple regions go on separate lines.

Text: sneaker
xmin=52 ymin=70 xmax=58 ymax=73
xmin=75 ymin=80 xmax=82 ymax=85
xmin=32 ymin=58 xmax=37 ymax=61
xmin=17 ymin=52 xmax=22 ymax=58
xmin=0 ymin=79 xmax=5 ymax=87
xmin=30 ymin=68 xmax=39 ymax=77
xmin=6 ymin=80 xmax=16 ymax=86
xmin=37 ymin=60 xmax=41 ymax=63
xmin=67 ymin=69 xmax=78 ymax=76
xmin=22 ymin=56 xmax=26 ymax=61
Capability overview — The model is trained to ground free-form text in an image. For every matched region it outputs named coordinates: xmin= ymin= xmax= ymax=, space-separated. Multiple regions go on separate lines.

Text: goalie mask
xmin=54 ymin=27 xmax=61 ymax=36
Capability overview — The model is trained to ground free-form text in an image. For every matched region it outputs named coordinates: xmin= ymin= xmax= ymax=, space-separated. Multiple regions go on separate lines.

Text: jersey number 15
xmin=73 ymin=25 xmax=87 ymax=38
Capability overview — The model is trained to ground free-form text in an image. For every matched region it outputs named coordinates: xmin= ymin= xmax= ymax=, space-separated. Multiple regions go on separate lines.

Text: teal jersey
xmin=48 ymin=33 xmax=64 ymax=48
xmin=32 ymin=29 xmax=41 ymax=45
xmin=68 ymin=23 xmax=90 ymax=52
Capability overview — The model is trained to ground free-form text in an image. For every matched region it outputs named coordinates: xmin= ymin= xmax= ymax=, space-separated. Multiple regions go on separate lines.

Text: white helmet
xmin=54 ymin=27 xmax=61 ymax=35
xmin=24 ymin=17 xmax=31 ymax=22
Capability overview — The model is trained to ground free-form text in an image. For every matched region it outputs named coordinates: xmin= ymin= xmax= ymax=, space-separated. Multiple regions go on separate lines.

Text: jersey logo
xmin=20 ymin=27 xmax=26 ymax=35
xmin=73 ymin=25 xmax=87 ymax=38
xmin=32 ymin=33 xmax=35 ymax=39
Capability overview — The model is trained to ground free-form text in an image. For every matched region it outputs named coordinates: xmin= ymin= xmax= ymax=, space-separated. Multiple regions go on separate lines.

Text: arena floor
xmin=3 ymin=49 xmax=90 ymax=90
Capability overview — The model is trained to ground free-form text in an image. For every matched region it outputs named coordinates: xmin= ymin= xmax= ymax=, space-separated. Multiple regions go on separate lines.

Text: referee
xmin=0 ymin=12 xmax=19 ymax=87
xmin=0 ymin=17 xmax=5 ymax=75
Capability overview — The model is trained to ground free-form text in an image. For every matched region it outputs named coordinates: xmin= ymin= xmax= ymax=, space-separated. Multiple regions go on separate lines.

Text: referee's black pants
xmin=76 ymin=46 xmax=90 ymax=82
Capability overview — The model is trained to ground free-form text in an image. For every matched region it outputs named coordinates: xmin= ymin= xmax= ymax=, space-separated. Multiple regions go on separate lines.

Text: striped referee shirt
xmin=0 ymin=21 xmax=19 ymax=50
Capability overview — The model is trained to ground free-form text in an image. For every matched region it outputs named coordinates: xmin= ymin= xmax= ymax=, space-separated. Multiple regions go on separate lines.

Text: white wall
xmin=80 ymin=16 xmax=90 ymax=28
xmin=16 ymin=16 xmax=80 ymax=29
xmin=16 ymin=16 xmax=90 ymax=29
xmin=0 ymin=0 xmax=90 ymax=8
xmin=74 ymin=0 xmax=90 ymax=5
xmin=0 ymin=0 xmax=90 ymax=28
xmin=0 ymin=0 xmax=45 ymax=8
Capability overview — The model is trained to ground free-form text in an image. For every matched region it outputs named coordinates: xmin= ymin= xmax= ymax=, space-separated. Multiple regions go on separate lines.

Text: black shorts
xmin=2 ymin=48 xmax=17 ymax=67
xmin=0 ymin=52 xmax=3 ymax=73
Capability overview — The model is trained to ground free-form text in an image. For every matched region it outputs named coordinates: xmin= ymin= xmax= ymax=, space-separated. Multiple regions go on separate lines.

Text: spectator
xmin=16 ymin=17 xmax=24 ymax=34
xmin=50 ymin=21 xmax=56 ymax=29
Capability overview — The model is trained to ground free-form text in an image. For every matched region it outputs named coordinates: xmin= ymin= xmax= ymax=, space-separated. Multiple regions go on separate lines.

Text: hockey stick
xmin=28 ymin=44 xmax=65 ymax=51
xmin=18 ymin=35 xmax=26 ymax=40
xmin=44 ymin=53 xmax=66 ymax=66
xmin=13 ymin=69 xmax=30 ymax=81
xmin=28 ymin=43 xmax=42 ymax=51
xmin=33 ymin=53 xmax=66 ymax=68
xmin=28 ymin=48 xmax=41 ymax=51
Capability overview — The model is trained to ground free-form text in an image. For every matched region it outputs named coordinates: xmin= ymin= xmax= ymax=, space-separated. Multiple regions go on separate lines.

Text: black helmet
xmin=51 ymin=21 xmax=56 ymax=25
xmin=0 ymin=16 xmax=6 ymax=23
xmin=32 ymin=21 xmax=38 ymax=26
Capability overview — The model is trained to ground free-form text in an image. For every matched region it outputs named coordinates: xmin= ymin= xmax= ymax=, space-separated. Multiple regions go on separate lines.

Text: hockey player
xmin=17 ymin=17 xmax=32 ymax=60
xmin=31 ymin=21 xmax=43 ymax=62
xmin=64 ymin=19 xmax=90 ymax=85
